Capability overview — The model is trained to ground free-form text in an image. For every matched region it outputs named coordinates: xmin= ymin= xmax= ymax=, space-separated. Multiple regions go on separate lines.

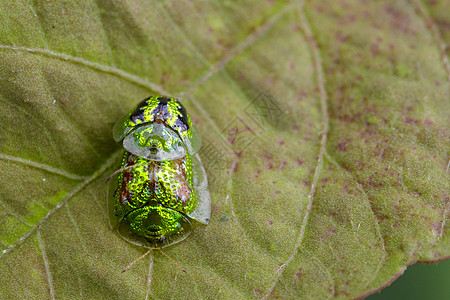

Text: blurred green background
xmin=367 ymin=259 xmax=450 ymax=300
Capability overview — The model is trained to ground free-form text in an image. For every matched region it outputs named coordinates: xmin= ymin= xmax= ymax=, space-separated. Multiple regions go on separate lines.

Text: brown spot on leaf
xmin=404 ymin=117 xmax=419 ymax=124
xmin=342 ymin=180 xmax=352 ymax=194
xmin=384 ymin=4 xmax=414 ymax=34
xmin=373 ymin=208 xmax=388 ymax=221
xmin=431 ymin=222 xmax=443 ymax=236
xmin=279 ymin=161 xmax=286 ymax=171
xmin=424 ymin=119 xmax=434 ymax=126
xmin=355 ymin=161 xmax=364 ymax=170
xmin=336 ymin=139 xmax=350 ymax=152
xmin=371 ymin=43 xmax=380 ymax=56
xmin=262 ymin=152 xmax=273 ymax=160
xmin=322 ymin=227 xmax=336 ymax=239
xmin=297 ymin=92 xmax=308 ymax=100
xmin=253 ymin=287 xmax=263 ymax=297
xmin=335 ymin=31 xmax=349 ymax=42
xmin=265 ymin=77 xmax=275 ymax=85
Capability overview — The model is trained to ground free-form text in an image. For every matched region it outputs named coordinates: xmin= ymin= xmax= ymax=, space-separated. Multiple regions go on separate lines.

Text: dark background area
xmin=367 ymin=259 xmax=450 ymax=300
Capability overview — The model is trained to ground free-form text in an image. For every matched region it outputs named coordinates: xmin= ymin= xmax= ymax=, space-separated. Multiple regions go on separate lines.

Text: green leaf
xmin=0 ymin=0 xmax=448 ymax=299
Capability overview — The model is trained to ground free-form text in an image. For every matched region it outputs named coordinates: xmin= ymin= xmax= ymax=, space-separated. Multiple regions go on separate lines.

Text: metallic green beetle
xmin=108 ymin=96 xmax=211 ymax=249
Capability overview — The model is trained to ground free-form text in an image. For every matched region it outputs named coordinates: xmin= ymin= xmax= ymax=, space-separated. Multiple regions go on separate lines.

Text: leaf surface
xmin=0 ymin=0 xmax=449 ymax=299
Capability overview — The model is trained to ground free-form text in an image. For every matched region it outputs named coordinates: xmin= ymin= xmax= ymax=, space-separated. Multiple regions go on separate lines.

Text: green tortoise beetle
xmin=107 ymin=96 xmax=211 ymax=253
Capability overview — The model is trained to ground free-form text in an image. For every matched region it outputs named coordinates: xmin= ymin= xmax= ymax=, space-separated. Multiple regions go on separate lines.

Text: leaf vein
xmin=410 ymin=0 xmax=450 ymax=82
xmin=37 ymin=230 xmax=56 ymax=300
xmin=0 ymin=201 xmax=34 ymax=229
xmin=0 ymin=97 xmax=61 ymax=163
xmin=145 ymin=251 xmax=154 ymax=300
xmin=92 ymin=0 xmax=115 ymax=66
xmin=179 ymin=2 xmax=294 ymax=98
xmin=0 ymin=45 xmax=170 ymax=95
xmin=174 ymin=4 xmax=296 ymax=152
xmin=65 ymin=203 xmax=88 ymax=254
xmin=0 ymin=149 xmax=123 ymax=258
xmin=0 ymin=153 xmax=87 ymax=181
xmin=154 ymin=3 xmax=225 ymax=134
xmin=263 ymin=3 xmax=330 ymax=298
xmin=27 ymin=0 xmax=49 ymax=49
xmin=225 ymin=156 xmax=239 ymax=217
xmin=323 ymin=152 xmax=387 ymax=290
